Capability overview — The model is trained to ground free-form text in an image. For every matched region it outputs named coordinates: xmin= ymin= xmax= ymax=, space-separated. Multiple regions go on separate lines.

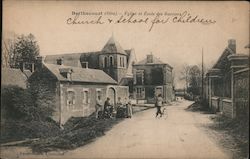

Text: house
xmin=204 ymin=39 xmax=249 ymax=118
xmin=2 ymin=68 xmax=32 ymax=89
xmin=28 ymin=57 xmax=129 ymax=125
xmin=132 ymin=54 xmax=174 ymax=104
xmin=44 ymin=35 xmax=137 ymax=96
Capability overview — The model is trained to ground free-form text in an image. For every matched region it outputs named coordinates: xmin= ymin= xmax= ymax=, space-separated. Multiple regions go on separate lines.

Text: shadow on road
xmin=185 ymin=101 xmax=214 ymax=114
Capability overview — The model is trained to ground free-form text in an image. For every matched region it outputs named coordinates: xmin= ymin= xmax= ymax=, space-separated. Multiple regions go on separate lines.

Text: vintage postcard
xmin=1 ymin=1 xmax=249 ymax=159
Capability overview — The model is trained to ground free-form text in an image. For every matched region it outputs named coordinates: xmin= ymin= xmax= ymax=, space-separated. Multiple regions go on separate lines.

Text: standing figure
xmin=95 ymin=95 xmax=103 ymax=119
xmin=126 ymin=100 xmax=133 ymax=118
xmin=155 ymin=94 xmax=163 ymax=117
xmin=104 ymin=97 xmax=113 ymax=118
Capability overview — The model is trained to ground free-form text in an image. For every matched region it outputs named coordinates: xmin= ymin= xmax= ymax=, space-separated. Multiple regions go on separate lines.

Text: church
xmin=44 ymin=35 xmax=137 ymax=95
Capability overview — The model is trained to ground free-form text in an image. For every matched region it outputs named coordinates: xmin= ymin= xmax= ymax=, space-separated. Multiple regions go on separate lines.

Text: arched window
xmin=104 ymin=57 xmax=108 ymax=68
xmin=109 ymin=56 xmax=113 ymax=67
xmin=120 ymin=57 xmax=122 ymax=67
xmin=67 ymin=91 xmax=75 ymax=107
xmin=120 ymin=56 xmax=125 ymax=67
xmin=82 ymin=90 xmax=89 ymax=104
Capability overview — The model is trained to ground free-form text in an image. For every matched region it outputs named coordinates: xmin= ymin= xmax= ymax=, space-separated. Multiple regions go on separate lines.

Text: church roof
xmin=101 ymin=36 xmax=126 ymax=55
xmin=44 ymin=63 xmax=117 ymax=84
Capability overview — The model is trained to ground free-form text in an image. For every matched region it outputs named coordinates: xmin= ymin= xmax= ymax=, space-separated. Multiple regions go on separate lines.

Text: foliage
xmin=1 ymin=85 xmax=55 ymax=121
xmin=2 ymin=33 xmax=39 ymax=68
xmin=1 ymin=85 xmax=59 ymax=143
xmin=31 ymin=115 xmax=121 ymax=153
xmin=1 ymin=85 xmax=34 ymax=120
xmin=1 ymin=119 xmax=61 ymax=144
xmin=187 ymin=65 xmax=202 ymax=96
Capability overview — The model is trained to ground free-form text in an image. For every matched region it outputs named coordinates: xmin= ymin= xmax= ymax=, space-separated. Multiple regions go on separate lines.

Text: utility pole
xmin=201 ymin=48 xmax=204 ymax=101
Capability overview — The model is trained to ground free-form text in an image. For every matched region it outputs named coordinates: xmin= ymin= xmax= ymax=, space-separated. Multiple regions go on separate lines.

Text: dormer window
xmin=59 ymin=68 xmax=73 ymax=80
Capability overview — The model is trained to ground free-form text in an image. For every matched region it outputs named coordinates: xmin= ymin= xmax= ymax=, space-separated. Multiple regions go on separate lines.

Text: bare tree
xmin=2 ymin=33 xmax=40 ymax=68
xmin=179 ymin=64 xmax=191 ymax=94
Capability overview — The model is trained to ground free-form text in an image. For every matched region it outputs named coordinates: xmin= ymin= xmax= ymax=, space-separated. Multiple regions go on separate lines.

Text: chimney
xmin=228 ymin=39 xmax=236 ymax=53
xmin=147 ymin=54 xmax=153 ymax=63
xmin=36 ymin=56 xmax=44 ymax=71
xmin=57 ymin=58 xmax=63 ymax=65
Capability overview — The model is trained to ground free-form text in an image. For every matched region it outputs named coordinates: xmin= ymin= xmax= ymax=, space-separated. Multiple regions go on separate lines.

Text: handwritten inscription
xmin=66 ymin=11 xmax=216 ymax=32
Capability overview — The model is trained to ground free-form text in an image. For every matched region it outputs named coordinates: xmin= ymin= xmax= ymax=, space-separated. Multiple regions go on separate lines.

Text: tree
xmin=2 ymin=33 xmax=40 ymax=68
xmin=188 ymin=65 xmax=202 ymax=96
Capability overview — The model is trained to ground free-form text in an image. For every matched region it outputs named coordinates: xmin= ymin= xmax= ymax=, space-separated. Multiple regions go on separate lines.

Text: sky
xmin=3 ymin=1 xmax=249 ymax=88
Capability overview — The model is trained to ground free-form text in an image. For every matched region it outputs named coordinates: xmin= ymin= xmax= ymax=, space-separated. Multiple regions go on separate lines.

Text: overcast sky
xmin=3 ymin=1 xmax=249 ymax=88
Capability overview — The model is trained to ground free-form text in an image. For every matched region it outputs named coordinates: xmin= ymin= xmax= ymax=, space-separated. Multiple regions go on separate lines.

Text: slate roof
xmin=44 ymin=53 xmax=83 ymax=67
xmin=101 ymin=36 xmax=126 ymax=55
xmin=134 ymin=55 xmax=172 ymax=69
xmin=44 ymin=63 xmax=117 ymax=84
xmin=2 ymin=68 xmax=28 ymax=88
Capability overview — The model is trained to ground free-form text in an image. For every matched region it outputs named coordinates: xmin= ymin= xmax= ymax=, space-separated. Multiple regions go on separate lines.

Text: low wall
xmin=222 ymin=99 xmax=233 ymax=118
xmin=211 ymin=97 xmax=220 ymax=112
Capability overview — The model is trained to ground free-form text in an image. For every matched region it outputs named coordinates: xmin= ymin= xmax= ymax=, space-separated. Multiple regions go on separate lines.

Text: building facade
xmin=204 ymin=39 xmax=249 ymax=118
xmin=29 ymin=58 xmax=128 ymax=125
xmin=132 ymin=54 xmax=174 ymax=104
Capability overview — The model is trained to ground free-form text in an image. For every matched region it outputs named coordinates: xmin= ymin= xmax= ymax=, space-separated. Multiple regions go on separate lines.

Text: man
xmin=95 ymin=95 xmax=103 ymax=119
xmin=155 ymin=94 xmax=163 ymax=117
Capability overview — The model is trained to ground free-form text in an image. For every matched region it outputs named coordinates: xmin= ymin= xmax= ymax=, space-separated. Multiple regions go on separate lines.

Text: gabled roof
xmin=212 ymin=47 xmax=233 ymax=69
xmin=2 ymin=68 xmax=28 ymax=88
xmin=101 ymin=36 xmax=126 ymax=55
xmin=44 ymin=63 xmax=117 ymax=84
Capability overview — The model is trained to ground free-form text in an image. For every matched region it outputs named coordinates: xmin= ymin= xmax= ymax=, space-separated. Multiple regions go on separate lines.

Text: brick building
xmin=132 ymin=54 xmax=174 ymax=104
xmin=204 ymin=39 xmax=249 ymax=118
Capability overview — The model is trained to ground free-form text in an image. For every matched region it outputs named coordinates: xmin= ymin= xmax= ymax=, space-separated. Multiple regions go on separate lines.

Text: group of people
xmin=95 ymin=96 xmax=133 ymax=119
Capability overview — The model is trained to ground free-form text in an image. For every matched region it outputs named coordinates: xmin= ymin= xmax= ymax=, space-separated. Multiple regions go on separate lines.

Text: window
xmin=109 ymin=56 xmax=113 ymax=67
xmin=122 ymin=57 xmax=125 ymax=67
xmin=81 ymin=62 xmax=88 ymax=68
xmin=152 ymin=68 xmax=163 ymax=84
xmin=82 ymin=90 xmax=89 ymax=104
xmin=104 ymin=57 xmax=108 ymax=68
xmin=136 ymin=87 xmax=145 ymax=99
xmin=67 ymin=90 xmax=76 ymax=107
xmin=136 ymin=70 xmax=144 ymax=85
xmin=96 ymin=88 xmax=102 ymax=98
xmin=120 ymin=57 xmax=122 ymax=67
xmin=123 ymin=57 xmax=126 ymax=67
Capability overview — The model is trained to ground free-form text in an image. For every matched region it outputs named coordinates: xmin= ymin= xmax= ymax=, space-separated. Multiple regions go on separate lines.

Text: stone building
xmin=29 ymin=57 xmax=128 ymax=125
xmin=132 ymin=54 xmax=174 ymax=104
xmin=204 ymin=39 xmax=249 ymax=118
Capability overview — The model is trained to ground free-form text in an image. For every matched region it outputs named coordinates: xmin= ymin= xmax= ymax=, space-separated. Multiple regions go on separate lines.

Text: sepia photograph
xmin=1 ymin=1 xmax=249 ymax=159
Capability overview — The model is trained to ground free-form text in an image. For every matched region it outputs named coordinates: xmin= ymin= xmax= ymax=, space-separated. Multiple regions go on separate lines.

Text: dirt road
xmin=1 ymin=100 xmax=231 ymax=159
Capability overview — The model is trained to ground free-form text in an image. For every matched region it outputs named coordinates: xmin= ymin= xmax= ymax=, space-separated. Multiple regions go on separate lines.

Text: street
xmin=1 ymin=100 xmax=231 ymax=159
